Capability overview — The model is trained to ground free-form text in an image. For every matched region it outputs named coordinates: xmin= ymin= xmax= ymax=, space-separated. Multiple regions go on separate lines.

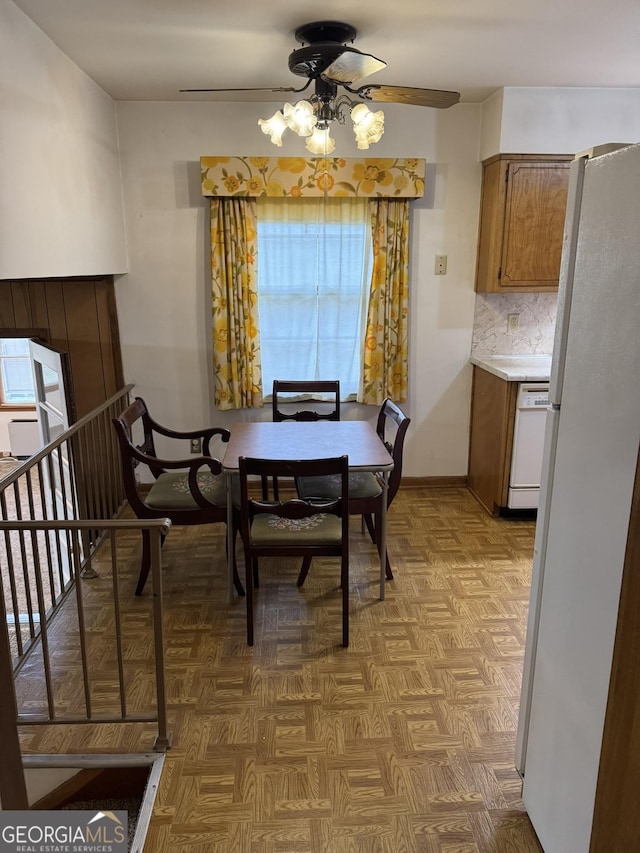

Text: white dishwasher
xmin=508 ymin=382 xmax=550 ymax=509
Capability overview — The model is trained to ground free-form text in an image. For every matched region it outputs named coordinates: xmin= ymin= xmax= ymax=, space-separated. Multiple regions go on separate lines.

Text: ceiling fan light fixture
xmin=186 ymin=21 xmax=462 ymax=139
xmin=351 ymin=103 xmax=385 ymax=149
xmin=258 ymin=110 xmax=288 ymax=146
xmin=305 ymin=126 xmax=336 ymax=155
xmin=283 ymin=100 xmax=317 ymax=137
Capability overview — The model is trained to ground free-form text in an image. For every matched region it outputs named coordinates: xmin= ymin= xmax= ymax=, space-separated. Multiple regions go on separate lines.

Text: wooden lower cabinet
xmin=467 ymin=366 xmax=518 ymax=515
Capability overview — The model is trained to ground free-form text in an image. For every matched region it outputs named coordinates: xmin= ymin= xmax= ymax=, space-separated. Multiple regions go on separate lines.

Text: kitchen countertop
xmin=470 ymin=354 xmax=552 ymax=382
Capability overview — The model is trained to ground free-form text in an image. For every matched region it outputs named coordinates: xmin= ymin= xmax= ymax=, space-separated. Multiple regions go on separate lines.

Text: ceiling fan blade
xmin=354 ymin=84 xmax=460 ymax=108
xmin=179 ymin=86 xmax=303 ymax=94
xmin=323 ymin=47 xmax=386 ymax=85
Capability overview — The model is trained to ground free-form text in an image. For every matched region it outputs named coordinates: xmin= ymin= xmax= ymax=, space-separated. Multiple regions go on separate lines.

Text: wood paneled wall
xmin=0 ymin=277 xmax=124 ymax=419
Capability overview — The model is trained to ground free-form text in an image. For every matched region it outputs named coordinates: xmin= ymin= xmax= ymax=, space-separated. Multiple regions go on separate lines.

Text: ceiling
xmin=12 ymin=0 xmax=640 ymax=104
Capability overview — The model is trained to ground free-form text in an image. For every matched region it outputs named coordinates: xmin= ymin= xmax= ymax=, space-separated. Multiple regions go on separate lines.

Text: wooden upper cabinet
xmin=475 ymin=154 xmax=573 ymax=293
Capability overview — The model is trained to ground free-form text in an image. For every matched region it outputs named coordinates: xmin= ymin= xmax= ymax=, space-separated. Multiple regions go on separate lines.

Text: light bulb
xmin=258 ymin=111 xmax=287 ymax=146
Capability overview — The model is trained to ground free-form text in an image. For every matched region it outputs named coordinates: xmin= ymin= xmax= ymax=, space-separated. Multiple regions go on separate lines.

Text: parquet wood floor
xmin=18 ymin=486 xmax=543 ymax=852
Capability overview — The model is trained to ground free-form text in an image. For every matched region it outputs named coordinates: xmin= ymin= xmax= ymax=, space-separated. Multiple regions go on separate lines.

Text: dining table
xmin=222 ymin=420 xmax=394 ymax=603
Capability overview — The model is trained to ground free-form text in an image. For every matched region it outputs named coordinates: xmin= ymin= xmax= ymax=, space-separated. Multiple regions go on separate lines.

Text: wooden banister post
xmin=0 ymin=582 xmax=28 ymax=808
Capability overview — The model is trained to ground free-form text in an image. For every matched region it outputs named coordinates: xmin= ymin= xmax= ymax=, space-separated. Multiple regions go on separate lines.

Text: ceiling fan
xmin=181 ymin=21 xmax=460 ymax=152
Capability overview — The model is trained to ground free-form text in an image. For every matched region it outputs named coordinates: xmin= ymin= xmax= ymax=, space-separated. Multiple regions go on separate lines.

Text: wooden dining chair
xmin=112 ymin=396 xmax=244 ymax=597
xmin=265 ymin=379 xmax=341 ymax=500
xmin=238 ymin=455 xmax=350 ymax=647
xmin=296 ymin=398 xmax=410 ymax=581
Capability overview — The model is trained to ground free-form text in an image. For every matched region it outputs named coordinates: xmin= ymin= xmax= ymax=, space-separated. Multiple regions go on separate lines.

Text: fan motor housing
xmin=294 ymin=21 xmax=357 ymax=46
xmin=289 ymin=21 xmax=358 ymax=78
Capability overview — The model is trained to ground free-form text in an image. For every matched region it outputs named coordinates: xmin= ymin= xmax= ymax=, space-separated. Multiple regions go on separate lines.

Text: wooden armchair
xmin=239 ymin=455 xmax=350 ymax=647
xmin=112 ymin=397 xmax=244 ymax=597
xmin=297 ymin=398 xmax=410 ymax=580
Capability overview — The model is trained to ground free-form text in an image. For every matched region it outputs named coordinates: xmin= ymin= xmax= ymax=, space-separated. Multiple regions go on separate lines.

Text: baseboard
xmin=400 ymin=475 xmax=468 ymax=488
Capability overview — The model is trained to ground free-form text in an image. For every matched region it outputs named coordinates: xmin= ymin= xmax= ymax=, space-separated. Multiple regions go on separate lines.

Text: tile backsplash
xmin=471 ymin=292 xmax=557 ymax=356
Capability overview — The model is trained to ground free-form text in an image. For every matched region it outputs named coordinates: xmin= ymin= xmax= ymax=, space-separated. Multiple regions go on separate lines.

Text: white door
xmin=29 ymin=339 xmax=75 ymax=440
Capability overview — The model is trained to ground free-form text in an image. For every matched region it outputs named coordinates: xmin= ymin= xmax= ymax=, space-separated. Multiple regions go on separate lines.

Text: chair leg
xmin=297 ymin=556 xmax=313 ymax=587
xmin=244 ymin=548 xmax=254 ymax=647
xmin=252 ymin=558 xmax=260 ymax=589
xmin=364 ymin=513 xmax=376 ymax=543
xmin=136 ymin=529 xmax=166 ymax=595
xmin=135 ymin=530 xmax=152 ymax=596
xmin=373 ymin=511 xmax=394 ymax=580
xmin=341 ymin=555 xmax=349 ymax=647
xmin=228 ymin=522 xmax=245 ymax=596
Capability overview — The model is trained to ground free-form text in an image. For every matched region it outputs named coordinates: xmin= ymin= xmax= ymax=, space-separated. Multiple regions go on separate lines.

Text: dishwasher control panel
xmin=518 ymin=384 xmax=550 ymax=409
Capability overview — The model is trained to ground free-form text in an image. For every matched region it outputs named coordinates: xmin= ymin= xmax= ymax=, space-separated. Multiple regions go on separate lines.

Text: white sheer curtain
xmin=256 ymin=197 xmax=372 ymax=399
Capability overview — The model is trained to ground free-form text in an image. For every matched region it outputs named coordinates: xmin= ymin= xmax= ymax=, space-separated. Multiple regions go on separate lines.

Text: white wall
xmin=481 ymin=87 xmax=640 ymax=159
xmin=479 ymin=89 xmax=504 ymax=161
xmin=0 ymin=0 xmax=127 ymax=278
xmin=115 ymin=100 xmax=483 ymax=478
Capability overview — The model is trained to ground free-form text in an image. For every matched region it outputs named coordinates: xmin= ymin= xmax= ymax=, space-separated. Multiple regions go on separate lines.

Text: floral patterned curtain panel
xmin=361 ymin=199 xmax=410 ymax=404
xmin=210 ymin=197 xmax=262 ymax=410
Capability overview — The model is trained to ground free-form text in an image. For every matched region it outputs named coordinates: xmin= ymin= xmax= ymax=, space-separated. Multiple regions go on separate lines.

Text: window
xmin=257 ymin=197 xmax=372 ymax=399
xmin=0 ymin=339 xmax=35 ymax=406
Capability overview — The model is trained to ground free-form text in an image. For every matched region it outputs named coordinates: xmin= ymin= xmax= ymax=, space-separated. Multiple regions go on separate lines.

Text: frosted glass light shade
xmin=283 ymin=101 xmax=317 ymax=137
xmin=351 ymin=103 xmax=385 ymax=149
xmin=305 ymin=126 xmax=336 ymax=154
xmin=258 ymin=111 xmax=287 ymax=146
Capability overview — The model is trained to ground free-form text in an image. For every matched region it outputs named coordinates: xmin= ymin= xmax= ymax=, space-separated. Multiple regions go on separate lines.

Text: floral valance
xmin=200 ymin=156 xmax=425 ymax=198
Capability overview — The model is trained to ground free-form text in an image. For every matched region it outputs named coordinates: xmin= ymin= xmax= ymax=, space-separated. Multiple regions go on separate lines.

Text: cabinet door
xmin=501 ymin=161 xmax=570 ymax=289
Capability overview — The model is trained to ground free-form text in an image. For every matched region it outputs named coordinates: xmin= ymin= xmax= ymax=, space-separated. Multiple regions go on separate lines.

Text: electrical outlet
xmin=507 ymin=313 xmax=520 ymax=333
xmin=190 ymin=437 xmax=202 ymax=454
xmin=434 ymin=254 xmax=447 ymax=275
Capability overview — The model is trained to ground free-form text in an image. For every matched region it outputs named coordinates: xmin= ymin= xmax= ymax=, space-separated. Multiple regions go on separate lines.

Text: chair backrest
xmin=112 ymin=396 xmax=228 ymax=521
xmin=112 ymin=399 xmax=160 ymax=514
xmin=376 ymin=399 xmax=411 ymax=507
xmin=272 ymin=380 xmax=340 ymax=422
xmin=239 ymin=455 xmax=349 ymax=539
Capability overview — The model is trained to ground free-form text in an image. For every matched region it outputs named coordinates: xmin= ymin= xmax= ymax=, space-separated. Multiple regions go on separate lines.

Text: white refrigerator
xmin=514 ymin=142 xmax=640 ymax=852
